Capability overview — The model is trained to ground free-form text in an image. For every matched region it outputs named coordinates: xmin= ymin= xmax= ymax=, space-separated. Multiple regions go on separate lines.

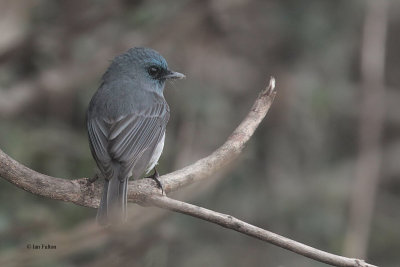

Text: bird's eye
xmin=148 ymin=66 xmax=161 ymax=78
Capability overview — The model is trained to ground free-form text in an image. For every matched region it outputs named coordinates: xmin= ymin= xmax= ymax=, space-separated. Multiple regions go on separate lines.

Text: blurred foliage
xmin=0 ymin=0 xmax=399 ymax=266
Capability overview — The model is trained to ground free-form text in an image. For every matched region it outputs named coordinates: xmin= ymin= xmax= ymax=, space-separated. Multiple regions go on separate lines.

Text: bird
xmin=86 ymin=47 xmax=185 ymax=226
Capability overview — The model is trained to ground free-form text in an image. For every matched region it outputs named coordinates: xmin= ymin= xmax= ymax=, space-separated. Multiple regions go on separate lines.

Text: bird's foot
xmin=88 ymin=173 xmax=99 ymax=184
xmin=145 ymin=168 xmax=164 ymax=195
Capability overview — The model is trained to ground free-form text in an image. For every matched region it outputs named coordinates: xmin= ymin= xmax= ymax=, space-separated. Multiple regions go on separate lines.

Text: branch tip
xmin=269 ymin=76 xmax=276 ymax=91
xmin=263 ymin=76 xmax=276 ymax=96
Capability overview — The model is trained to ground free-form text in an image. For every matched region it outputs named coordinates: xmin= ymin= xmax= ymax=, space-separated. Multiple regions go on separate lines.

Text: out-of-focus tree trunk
xmin=344 ymin=0 xmax=389 ymax=259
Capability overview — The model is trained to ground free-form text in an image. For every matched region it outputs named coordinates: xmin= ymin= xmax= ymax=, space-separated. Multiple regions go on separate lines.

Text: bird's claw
xmin=88 ymin=173 xmax=99 ymax=184
xmin=145 ymin=168 xmax=164 ymax=195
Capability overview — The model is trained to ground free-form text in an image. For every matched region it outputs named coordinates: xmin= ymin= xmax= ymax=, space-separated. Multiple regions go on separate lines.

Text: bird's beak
xmin=164 ymin=70 xmax=185 ymax=80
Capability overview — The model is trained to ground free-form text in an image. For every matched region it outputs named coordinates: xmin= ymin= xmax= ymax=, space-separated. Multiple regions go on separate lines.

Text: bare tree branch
xmin=148 ymin=195 xmax=377 ymax=267
xmin=0 ymin=77 xmax=377 ymax=266
xmin=0 ymin=77 xmax=277 ymax=208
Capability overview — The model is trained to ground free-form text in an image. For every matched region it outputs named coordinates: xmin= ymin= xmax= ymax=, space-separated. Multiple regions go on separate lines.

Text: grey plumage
xmin=87 ymin=47 xmax=184 ymax=225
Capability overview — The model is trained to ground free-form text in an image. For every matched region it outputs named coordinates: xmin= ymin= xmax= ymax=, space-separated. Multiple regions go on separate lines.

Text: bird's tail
xmin=96 ymin=168 xmax=128 ymax=226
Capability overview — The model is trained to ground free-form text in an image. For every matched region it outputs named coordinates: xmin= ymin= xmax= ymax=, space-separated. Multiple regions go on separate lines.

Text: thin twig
xmin=148 ymin=195 xmax=377 ymax=267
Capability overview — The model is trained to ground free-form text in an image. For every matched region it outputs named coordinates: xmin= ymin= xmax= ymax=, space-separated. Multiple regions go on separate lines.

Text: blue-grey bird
xmin=87 ymin=47 xmax=184 ymax=225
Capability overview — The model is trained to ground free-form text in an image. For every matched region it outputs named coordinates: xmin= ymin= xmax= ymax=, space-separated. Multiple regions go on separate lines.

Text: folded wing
xmin=87 ymin=95 xmax=169 ymax=180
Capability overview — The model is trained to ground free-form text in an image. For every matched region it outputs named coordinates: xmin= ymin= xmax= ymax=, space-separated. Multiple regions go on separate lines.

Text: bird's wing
xmin=87 ymin=96 xmax=169 ymax=180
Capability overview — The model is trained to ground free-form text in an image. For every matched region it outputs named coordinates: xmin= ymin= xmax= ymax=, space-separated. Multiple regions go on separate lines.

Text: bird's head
xmin=103 ymin=47 xmax=185 ymax=94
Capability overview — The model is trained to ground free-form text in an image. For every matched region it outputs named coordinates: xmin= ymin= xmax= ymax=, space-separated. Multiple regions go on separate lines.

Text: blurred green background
xmin=0 ymin=0 xmax=399 ymax=266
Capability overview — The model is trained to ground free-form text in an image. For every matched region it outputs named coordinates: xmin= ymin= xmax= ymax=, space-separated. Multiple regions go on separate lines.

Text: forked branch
xmin=0 ymin=77 xmax=377 ymax=266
